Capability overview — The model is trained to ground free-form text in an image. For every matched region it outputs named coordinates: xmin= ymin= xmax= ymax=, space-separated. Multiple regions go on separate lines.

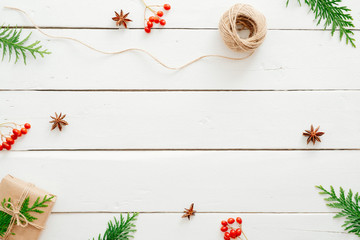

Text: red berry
xmin=149 ymin=16 xmax=155 ymax=22
xmin=2 ymin=142 xmax=11 ymax=150
xmin=144 ymin=27 xmax=151 ymax=33
xmin=220 ymin=226 xmax=228 ymax=232
xmin=236 ymin=217 xmax=242 ymax=224
xmin=6 ymin=137 xmax=14 ymax=145
xmin=154 ymin=16 xmax=160 ymax=23
xmin=227 ymin=218 xmax=235 ymax=224
xmin=11 ymin=135 xmax=17 ymax=140
xmin=164 ymin=4 xmax=171 ymax=10
xmin=21 ymin=128 xmax=27 ymax=134
xmin=13 ymin=129 xmax=20 ymax=136
xmin=224 ymin=236 xmax=230 ymax=240
xmin=160 ymin=19 xmax=166 ymax=26
xmin=0 ymin=145 xmax=3 ymax=151
xmin=229 ymin=230 xmax=237 ymax=238
xmin=24 ymin=123 xmax=31 ymax=129
xmin=221 ymin=220 xmax=228 ymax=226
xmin=147 ymin=21 xmax=153 ymax=28
xmin=224 ymin=232 xmax=230 ymax=238
xmin=236 ymin=228 xmax=242 ymax=236
xmin=157 ymin=11 xmax=164 ymax=17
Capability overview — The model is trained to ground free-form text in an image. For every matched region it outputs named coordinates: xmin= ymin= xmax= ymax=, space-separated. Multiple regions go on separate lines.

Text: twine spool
xmin=219 ymin=4 xmax=267 ymax=53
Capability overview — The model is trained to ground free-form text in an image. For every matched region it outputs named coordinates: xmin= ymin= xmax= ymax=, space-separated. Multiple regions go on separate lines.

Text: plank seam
xmin=51 ymin=211 xmax=340 ymax=214
xmin=6 ymin=26 xmax=360 ymax=31
xmin=2 ymin=89 xmax=360 ymax=92
xmin=12 ymin=148 xmax=360 ymax=151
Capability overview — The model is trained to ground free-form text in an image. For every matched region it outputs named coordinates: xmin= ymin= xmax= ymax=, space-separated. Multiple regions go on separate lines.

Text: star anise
xmin=112 ymin=10 xmax=132 ymax=28
xmin=50 ymin=112 xmax=68 ymax=131
xmin=303 ymin=125 xmax=325 ymax=145
xmin=182 ymin=203 xmax=196 ymax=220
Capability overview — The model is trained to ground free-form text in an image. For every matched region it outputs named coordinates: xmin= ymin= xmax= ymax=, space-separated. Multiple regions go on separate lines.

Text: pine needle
xmin=316 ymin=185 xmax=360 ymax=236
xmin=286 ymin=0 xmax=356 ymax=47
xmin=0 ymin=25 xmax=51 ymax=64
xmin=93 ymin=213 xmax=139 ymax=240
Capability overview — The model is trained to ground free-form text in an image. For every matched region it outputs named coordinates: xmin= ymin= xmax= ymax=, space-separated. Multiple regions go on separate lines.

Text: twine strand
xmin=4 ymin=5 xmax=266 ymax=70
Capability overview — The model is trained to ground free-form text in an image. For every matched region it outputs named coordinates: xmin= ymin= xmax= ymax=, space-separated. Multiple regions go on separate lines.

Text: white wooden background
xmin=0 ymin=0 xmax=360 ymax=239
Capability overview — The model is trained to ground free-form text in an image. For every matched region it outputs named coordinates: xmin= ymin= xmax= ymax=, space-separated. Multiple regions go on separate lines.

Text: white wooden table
xmin=1 ymin=0 xmax=360 ymax=239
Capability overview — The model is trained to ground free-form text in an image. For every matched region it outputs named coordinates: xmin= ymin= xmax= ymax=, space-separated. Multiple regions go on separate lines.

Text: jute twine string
xmin=5 ymin=5 xmax=266 ymax=70
xmin=0 ymin=183 xmax=44 ymax=240
xmin=219 ymin=4 xmax=267 ymax=52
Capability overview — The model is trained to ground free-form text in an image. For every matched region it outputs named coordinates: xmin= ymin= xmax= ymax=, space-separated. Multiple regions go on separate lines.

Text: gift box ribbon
xmin=0 ymin=183 xmax=44 ymax=239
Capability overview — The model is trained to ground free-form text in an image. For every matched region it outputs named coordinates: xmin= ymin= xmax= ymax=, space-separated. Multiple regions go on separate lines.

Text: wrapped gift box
xmin=0 ymin=175 xmax=56 ymax=240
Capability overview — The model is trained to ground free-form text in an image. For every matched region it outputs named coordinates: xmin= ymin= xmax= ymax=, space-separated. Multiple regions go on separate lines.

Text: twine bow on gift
xmin=1 ymin=201 xmax=30 ymax=228
xmin=0 ymin=183 xmax=44 ymax=240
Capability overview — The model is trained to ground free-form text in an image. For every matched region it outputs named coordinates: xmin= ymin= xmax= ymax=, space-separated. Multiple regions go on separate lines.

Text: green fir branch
xmin=316 ymin=185 xmax=360 ymax=237
xmin=20 ymin=195 xmax=54 ymax=223
xmin=286 ymin=0 xmax=356 ymax=47
xmin=93 ymin=213 xmax=139 ymax=240
xmin=0 ymin=198 xmax=13 ymax=237
xmin=0 ymin=25 xmax=51 ymax=64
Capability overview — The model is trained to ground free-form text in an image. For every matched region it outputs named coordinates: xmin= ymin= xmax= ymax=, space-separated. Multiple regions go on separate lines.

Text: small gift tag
xmin=0 ymin=175 xmax=56 ymax=240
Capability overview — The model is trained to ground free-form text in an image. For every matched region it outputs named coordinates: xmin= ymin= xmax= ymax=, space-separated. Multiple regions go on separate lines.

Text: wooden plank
xmin=1 ymin=0 xmax=359 ymax=29
xmin=0 ymin=151 xmax=359 ymax=212
xmin=0 ymin=91 xmax=359 ymax=149
xmin=1 ymin=29 xmax=359 ymax=90
xmin=43 ymin=213 xmax=358 ymax=240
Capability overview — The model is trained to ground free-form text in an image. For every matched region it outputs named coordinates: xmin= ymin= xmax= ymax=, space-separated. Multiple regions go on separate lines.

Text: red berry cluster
xmin=220 ymin=217 xmax=244 ymax=240
xmin=143 ymin=3 xmax=171 ymax=33
xmin=0 ymin=122 xmax=31 ymax=151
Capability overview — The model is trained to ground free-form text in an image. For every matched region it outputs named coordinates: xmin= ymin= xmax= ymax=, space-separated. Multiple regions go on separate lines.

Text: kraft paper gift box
xmin=0 ymin=175 xmax=56 ymax=240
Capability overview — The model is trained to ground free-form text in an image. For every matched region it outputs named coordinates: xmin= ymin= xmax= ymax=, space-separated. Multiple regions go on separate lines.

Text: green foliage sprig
xmin=316 ymin=185 xmax=360 ymax=237
xmin=93 ymin=213 xmax=139 ymax=240
xmin=0 ymin=195 xmax=54 ymax=237
xmin=0 ymin=198 xmax=13 ymax=237
xmin=287 ymin=0 xmax=356 ymax=47
xmin=0 ymin=25 xmax=51 ymax=64
xmin=20 ymin=195 xmax=54 ymax=223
